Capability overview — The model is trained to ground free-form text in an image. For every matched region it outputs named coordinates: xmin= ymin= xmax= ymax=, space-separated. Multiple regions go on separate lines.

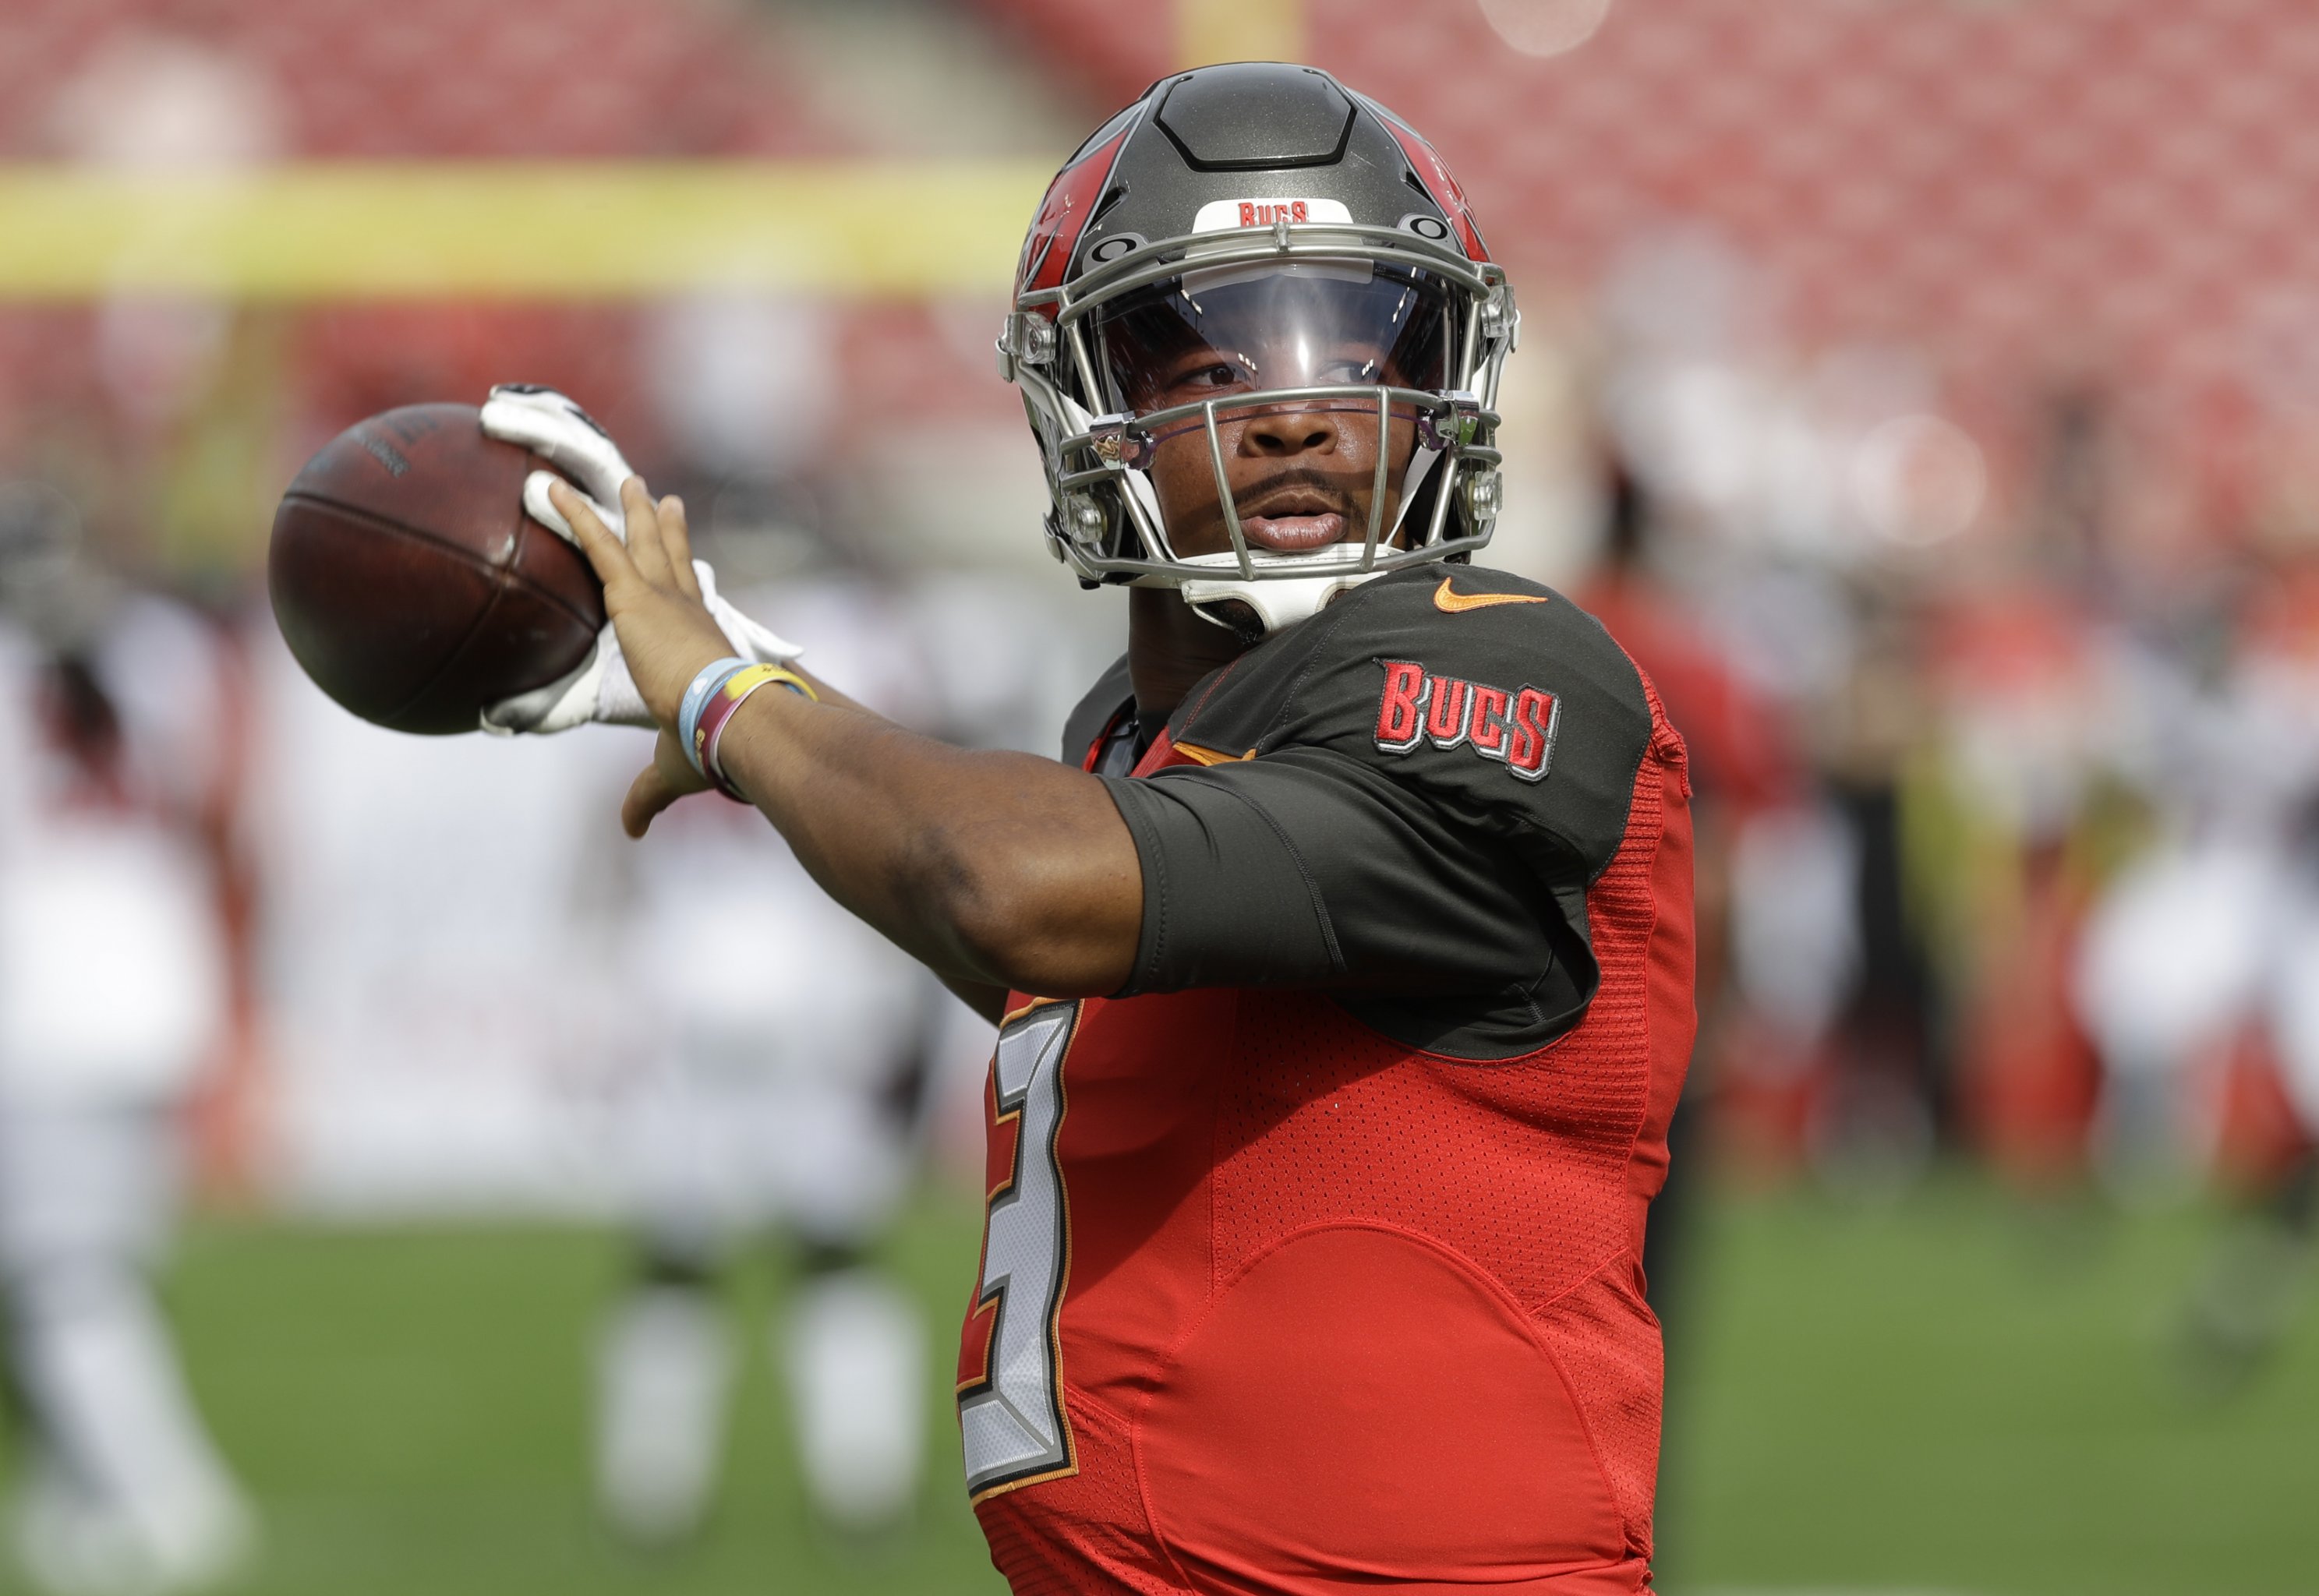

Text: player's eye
xmin=1313 ymin=345 xmax=1398 ymax=385
xmin=1156 ymin=355 xmax=1255 ymax=403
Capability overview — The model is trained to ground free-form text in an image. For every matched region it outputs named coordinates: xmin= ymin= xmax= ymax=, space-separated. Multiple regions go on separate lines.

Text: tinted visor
xmin=1093 ymin=259 xmax=1456 ymax=420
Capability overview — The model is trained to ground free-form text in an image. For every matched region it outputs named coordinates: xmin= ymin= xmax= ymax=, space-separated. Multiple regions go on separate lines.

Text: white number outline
xmin=958 ymin=1001 xmax=1080 ymax=1499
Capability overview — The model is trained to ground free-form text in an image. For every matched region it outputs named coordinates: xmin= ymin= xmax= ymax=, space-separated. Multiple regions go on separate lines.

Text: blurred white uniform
xmin=595 ymin=577 xmax=942 ymax=1544
xmin=0 ymin=598 xmax=251 ymax=1595
xmin=2074 ymin=627 xmax=2319 ymax=1174
xmin=617 ymin=812 xmax=922 ymax=1253
xmin=247 ymin=627 xmax=638 ymax=1213
xmin=2070 ymin=620 xmax=2319 ymax=1383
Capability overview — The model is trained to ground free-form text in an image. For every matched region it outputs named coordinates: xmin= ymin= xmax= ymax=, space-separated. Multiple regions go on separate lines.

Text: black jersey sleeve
xmin=1099 ymin=565 xmax=1660 ymax=1058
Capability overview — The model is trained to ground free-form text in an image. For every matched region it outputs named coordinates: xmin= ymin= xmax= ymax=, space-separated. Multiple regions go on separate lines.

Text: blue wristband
xmin=677 ymin=656 xmax=751 ymax=775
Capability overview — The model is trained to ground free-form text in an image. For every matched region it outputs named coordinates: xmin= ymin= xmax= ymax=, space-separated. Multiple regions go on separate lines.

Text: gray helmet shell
xmin=999 ymin=62 xmax=1517 ymax=634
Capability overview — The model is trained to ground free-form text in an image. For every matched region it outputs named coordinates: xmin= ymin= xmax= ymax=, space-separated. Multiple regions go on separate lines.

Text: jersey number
xmin=959 ymin=1002 xmax=1078 ymax=1497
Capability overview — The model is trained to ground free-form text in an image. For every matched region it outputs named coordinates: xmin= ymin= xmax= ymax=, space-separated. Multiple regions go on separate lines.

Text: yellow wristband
xmin=695 ymin=663 xmax=815 ymax=798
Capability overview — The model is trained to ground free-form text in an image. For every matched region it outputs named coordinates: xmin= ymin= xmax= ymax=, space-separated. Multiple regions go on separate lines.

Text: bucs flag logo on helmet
xmin=1016 ymin=123 xmax=1135 ymax=298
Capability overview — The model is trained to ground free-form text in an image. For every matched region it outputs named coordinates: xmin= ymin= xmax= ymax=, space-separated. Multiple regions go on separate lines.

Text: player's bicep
xmin=1100 ymin=747 xmax=1561 ymax=998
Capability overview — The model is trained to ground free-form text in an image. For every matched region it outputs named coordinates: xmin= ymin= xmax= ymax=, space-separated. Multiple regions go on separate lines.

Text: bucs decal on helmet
xmin=1374 ymin=659 xmax=1557 ymax=782
xmin=1190 ymin=197 xmax=1354 ymax=232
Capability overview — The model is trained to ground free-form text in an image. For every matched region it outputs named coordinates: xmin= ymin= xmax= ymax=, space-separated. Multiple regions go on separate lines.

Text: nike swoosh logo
xmin=1433 ymin=577 xmax=1550 ymax=613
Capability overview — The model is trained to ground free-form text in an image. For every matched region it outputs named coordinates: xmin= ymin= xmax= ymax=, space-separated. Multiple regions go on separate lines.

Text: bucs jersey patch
xmin=1374 ymin=659 xmax=1559 ymax=782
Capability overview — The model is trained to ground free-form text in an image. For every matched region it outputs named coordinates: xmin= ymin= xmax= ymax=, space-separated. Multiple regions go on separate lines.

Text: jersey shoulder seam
xmin=1587 ymin=641 xmax=1658 ymax=887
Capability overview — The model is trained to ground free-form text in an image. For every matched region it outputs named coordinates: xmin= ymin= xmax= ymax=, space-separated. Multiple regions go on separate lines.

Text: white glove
xmin=476 ymin=386 xmax=802 ymax=735
xmin=478 ymin=383 xmax=634 ymax=547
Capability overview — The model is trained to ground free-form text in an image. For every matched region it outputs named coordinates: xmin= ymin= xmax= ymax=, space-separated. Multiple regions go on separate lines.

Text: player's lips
xmin=1236 ymin=490 xmax=1352 ymax=553
xmin=1240 ymin=512 xmax=1345 ymax=551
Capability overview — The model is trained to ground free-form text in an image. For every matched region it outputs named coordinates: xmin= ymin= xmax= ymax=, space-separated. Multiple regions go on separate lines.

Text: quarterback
xmin=509 ymin=62 xmax=1693 ymax=1595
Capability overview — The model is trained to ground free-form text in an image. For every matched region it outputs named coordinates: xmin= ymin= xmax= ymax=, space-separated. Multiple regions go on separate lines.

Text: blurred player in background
xmin=0 ymin=485 xmax=253 ymax=1595
xmin=595 ymin=555 xmax=940 ymax=1546
xmin=2073 ymin=539 xmax=2319 ymax=1389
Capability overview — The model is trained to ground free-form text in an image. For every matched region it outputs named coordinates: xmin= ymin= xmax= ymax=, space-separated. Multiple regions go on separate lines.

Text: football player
xmin=494 ymin=63 xmax=1694 ymax=1594
xmin=0 ymin=486 xmax=253 ymax=1595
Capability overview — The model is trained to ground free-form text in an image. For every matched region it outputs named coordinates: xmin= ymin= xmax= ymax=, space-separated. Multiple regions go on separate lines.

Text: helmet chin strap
xmin=1177 ymin=566 xmax=1374 ymax=637
xmin=1164 ymin=444 xmax=1451 ymax=637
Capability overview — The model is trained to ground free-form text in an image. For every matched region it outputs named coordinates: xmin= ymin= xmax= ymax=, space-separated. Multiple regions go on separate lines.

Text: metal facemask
xmin=1002 ymin=221 xmax=1515 ymax=635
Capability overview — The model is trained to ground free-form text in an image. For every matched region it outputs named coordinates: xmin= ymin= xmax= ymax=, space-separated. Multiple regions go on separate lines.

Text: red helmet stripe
xmin=1017 ymin=120 xmax=1138 ymax=300
xmin=1373 ymin=111 xmax=1490 ymax=264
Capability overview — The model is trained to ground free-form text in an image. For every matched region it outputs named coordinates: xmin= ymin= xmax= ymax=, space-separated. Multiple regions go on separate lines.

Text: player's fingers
xmin=618 ymin=475 xmax=678 ymax=589
xmin=659 ymin=496 xmax=703 ymax=601
xmin=551 ymin=480 xmax=640 ymax=591
xmin=622 ymin=731 xmax=711 ymax=835
xmin=621 ymin=761 xmax=682 ymax=837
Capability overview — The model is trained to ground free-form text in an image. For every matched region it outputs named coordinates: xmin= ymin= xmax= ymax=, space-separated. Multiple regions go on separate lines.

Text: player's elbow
xmin=932 ymin=851 xmax=1140 ymax=999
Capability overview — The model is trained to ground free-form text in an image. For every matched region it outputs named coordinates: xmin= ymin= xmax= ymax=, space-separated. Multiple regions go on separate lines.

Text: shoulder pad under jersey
xmin=1163 ymin=565 xmax=1656 ymax=877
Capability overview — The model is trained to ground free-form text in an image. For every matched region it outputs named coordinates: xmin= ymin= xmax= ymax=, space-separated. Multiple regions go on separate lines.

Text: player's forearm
xmin=716 ymin=688 xmax=1142 ymax=998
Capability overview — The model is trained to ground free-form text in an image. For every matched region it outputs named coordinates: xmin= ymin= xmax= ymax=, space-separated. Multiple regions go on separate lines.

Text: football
xmin=269 ymin=403 xmax=605 ymax=734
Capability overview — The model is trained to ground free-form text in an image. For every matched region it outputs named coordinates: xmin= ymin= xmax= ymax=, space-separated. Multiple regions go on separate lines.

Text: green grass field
xmin=2 ymin=1178 xmax=2312 ymax=1596
xmin=1670 ymin=1181 xmax=2319 ymax=1595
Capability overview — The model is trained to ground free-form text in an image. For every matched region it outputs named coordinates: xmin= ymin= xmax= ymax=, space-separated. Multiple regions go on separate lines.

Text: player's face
xmin=1096 ymin=263 xmax=1450 ymax=559
xmin=1140 ymin=376 xmax=1422 ymax=561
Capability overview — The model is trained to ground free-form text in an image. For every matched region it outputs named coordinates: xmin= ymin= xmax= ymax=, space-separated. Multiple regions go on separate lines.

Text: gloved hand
xmin=476 ymin=386 xmax=801 ymax=735
xmin=478 ymin=383 xmax=634 ymax=548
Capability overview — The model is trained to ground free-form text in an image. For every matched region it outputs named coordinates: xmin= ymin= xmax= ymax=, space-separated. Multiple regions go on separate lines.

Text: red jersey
xmin=957 ymin=567 xmax=1695 ymax=1594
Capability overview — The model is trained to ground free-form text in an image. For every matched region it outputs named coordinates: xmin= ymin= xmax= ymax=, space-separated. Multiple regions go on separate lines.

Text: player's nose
xmin=1240 ymin=403 xmax=1340 ymax=457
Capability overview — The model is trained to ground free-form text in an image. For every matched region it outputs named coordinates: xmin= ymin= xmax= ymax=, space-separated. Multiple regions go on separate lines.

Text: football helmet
xmin=999 ymin=62 xmax=1516 ymax=634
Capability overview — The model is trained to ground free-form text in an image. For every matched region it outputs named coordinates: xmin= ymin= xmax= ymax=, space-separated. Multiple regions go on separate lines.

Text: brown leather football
xmin=269 ymin=403 xmax=605 ymax=734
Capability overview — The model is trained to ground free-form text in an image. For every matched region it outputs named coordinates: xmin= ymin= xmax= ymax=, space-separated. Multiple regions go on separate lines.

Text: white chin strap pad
xmin=1178 ymin=567 xmax=1384 ymax=634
